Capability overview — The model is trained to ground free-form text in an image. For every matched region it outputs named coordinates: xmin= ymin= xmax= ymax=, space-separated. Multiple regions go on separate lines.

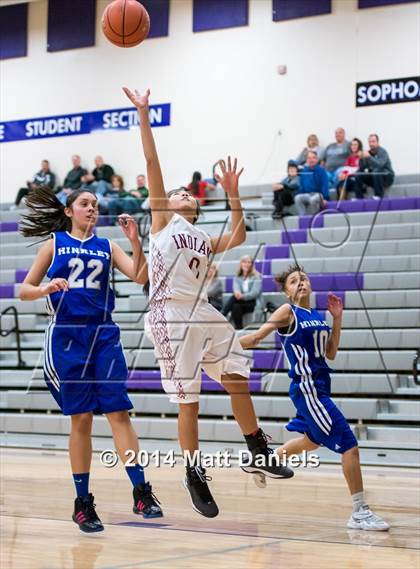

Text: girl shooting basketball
xmin=19 ymin=189 xmax=163 ymax=533
xmin=239 ymin=264 xmax=389 ymax=531
xmin=123 ymin=86 xmax=293 ymax=519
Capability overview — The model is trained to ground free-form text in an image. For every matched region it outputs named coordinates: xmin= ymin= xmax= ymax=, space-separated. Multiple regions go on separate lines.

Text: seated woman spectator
xmin=294 ymin=151 xmax=329 ymax=216
xmin=222 ymin=256 xmax=262 ymax=329
xmin=13 ymin=159 xmax=55 ymax=208
xmin=272 ymin=160 xmax=300 ymax=219
xmin=206 ymin=263 xmax=224 ymax=312
xmin=336 ymin=138 xmax=363 ymax=200
xmin=296 ymin=134 xmax=325 ymax=167
xmin=102 ymin=175 xmax=142 ymax=223
xmin=188 ymin=171 xmax=216 ymax=206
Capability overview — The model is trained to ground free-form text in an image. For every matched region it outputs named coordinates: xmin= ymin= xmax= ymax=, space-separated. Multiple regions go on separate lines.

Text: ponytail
xmin=20 ymin=188 xmax=90 ymax=238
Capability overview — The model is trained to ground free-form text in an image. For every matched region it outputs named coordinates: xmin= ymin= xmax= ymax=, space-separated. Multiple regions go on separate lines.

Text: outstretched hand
xmin=118 ymin=214 xmax=140 ymax=242
xmin=214 ymin=156 xmax=243 ymax=197
xmin=327 ymin=293 xmax=343 ymax=318
xmin=122 ymin=87 xmax=150 ymax=110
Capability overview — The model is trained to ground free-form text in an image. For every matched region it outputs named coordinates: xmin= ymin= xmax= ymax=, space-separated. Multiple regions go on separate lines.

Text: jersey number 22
xmin=68 ymin=258 xmax=103 ymax=289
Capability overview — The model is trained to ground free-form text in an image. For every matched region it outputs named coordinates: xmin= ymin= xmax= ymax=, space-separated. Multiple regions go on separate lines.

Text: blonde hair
xmin=237 ymin=255 xmax=260 ymax=278
xmin=307 ymin=134 xmax=319 ymax=146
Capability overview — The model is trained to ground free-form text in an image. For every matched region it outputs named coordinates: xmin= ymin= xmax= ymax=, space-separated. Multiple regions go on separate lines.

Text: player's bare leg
xmin=341 ymin=446 xmax=363 ymax=495
xmin=178 ymin=402 xmax=199 ymax=454
xmin=342 ymin=446 xmax=389 ymax=531
xmin=221 ymin=373 xmax=258 ymax=434
xmin=69 ymin=413 xmax=93 ymax=473
xmin=106 ymin=410 xmax=163 ymax=518
xmin=106 ymin=410 xmax=139 ymax=460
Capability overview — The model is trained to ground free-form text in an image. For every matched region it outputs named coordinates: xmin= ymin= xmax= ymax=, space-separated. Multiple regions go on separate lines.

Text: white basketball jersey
xmin=148 ymin=214 xmax=212 ymax=303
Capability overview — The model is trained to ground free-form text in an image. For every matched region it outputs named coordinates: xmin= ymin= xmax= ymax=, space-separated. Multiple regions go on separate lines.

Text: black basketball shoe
xmin=72 ymin=494 xmax=104 ymax=533
xmin=133 ymin=482 xmax=163 ymax=518
xmin=183 ymin=466 xmax=219 ymax=518
xmin=242 ymin=428 xmax=294 ymax=479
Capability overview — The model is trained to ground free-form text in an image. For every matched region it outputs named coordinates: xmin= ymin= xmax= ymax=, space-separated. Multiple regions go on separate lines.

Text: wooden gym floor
xmin=1 ymin=448 xmax=419 ymax=569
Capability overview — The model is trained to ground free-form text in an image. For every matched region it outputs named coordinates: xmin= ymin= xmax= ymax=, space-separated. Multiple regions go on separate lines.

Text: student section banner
xmin=0 ymin=103 xmax=171 ymax=143
xmin=356 ymin=76 xmax=420 ymax=107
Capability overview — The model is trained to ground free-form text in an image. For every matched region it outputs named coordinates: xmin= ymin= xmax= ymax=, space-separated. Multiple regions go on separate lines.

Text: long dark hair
xmin=189 ymin=171 xmax=201 ymax=195
xmin=351 ymin=137 xmax=363 ymax=152
xmin=20 ymin=188 xmax=95 ymax=238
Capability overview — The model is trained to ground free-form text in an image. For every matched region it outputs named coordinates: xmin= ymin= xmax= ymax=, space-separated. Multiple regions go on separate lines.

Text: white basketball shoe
xmin=347 ymin=504 xmax=390 ymax=531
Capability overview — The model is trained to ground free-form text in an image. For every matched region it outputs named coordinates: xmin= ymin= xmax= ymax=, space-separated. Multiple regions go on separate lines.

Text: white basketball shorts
xmin=145 ymin=300 xmax=250 ymax=404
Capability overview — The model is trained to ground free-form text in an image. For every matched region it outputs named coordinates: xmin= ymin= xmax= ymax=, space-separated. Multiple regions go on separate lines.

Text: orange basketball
xmin=102 ymin=0 xmax=150 ymax=48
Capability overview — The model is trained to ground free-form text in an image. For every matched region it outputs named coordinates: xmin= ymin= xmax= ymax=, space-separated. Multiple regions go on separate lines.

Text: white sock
xmin=352 ymin=491 xmax=366 ymax=512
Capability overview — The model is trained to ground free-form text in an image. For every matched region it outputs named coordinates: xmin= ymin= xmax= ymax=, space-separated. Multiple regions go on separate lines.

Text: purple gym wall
xmin=272 ymin=0 xmax=332 ymax=22
xmin=193 ymin=0 xmax=248 ymax=32
xmin=47 ymin=0 xmax=96 ymax=52
xmin=141 ymin=0 xmax=170 ymax=38
xmin=0 ymin=3 xmax=28 ymax=60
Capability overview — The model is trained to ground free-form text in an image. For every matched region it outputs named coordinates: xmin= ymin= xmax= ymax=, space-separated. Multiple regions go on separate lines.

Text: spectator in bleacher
xmin=104 ymin=175 xmax=142 ymax=223
xmin=296 ymin=134 xmax=325 ymax=167
xmin=129 ymin=174 xmax=149 ymax=210
xmin=80 ymin=155 xmax=115 ymax=196
xmin=294 ymin=151 xmax=329 ymax=216
xmin=188 ymin=171 xmax=216 ymax=206
xmin=272 ymin=160 xmax=300 ymax=220
xmin=55 ymin=155 xmax=88 ymax=204
xmin=336 ymin=138 xmax=363 ymax=200
xmin=206 ymin=263 xmax=224 ymax=312
xmin=222 ymin=256 xmax=262 ymax=329
xmin=355 ymin=134 xmax=395 ymax=199
xmin=13 ymin=159 xmax=56 ymax=209
xmin=324 ymin=128 xmax=351 ymax=186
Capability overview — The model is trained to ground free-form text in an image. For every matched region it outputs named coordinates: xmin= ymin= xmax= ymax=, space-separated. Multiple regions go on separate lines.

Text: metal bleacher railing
xmin=0 ymin=306 xmax=24 ymax=367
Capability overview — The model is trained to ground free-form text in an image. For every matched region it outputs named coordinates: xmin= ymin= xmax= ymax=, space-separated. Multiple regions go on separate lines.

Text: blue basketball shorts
xmin=286 ymin=374 xmax=358 ymax=454
xmin=43 ymin=319 xmax=133 ymax=416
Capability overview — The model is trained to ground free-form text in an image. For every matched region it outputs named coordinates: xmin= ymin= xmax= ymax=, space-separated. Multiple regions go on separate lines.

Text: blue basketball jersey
xmin=278 ymin=304 xmax=333 ymax=380
xmin=46 ymin=231 xmax=115 ymax=321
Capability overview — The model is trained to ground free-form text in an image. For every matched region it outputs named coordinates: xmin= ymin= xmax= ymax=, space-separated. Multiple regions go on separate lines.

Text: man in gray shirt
xmin=324 ymin=127 xmax=351 ymax=186
xmin=355 ymin=134 xmax=394 ymax=199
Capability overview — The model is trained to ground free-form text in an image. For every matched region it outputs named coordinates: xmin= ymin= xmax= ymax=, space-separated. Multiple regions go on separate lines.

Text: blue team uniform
xmin=44 ymin=231 xmax=133 ymax=415
xmin=278 ymin=304 xmax=357 ymax=454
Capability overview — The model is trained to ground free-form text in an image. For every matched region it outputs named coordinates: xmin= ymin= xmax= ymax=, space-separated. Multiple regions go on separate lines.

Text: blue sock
xmin=125 ymin=464 xmax=146 ymax=487
xmin=73 ymin=472 xmax=90 ymax=497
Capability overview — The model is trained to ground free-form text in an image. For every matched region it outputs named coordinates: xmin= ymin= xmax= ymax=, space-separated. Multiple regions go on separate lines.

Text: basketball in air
xmin=102 ymin=0 xmax=150 ymax=48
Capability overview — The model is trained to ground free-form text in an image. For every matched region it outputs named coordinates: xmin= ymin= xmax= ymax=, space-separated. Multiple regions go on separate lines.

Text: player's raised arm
xmin=114 ymin=214 xmax=148 ymax=285
xmin=123 ymin=87 xmax=170 ymax=233
xmin=239 ymin=304 xmax=293 ymax=349
xmin=325 ymin=293 xmax=343 ymax=360
xmin=210 ymin=157 xmax=246 ymax=254
xmin=19 ymin=240 xmax=69 ymax=301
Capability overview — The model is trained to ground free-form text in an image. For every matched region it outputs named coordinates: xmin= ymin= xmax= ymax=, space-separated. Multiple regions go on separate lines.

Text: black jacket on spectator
xmin=92 ymin=164 xmax=114 ymax=183
xmin=63 ymin=166 xmax=88 ymax=189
